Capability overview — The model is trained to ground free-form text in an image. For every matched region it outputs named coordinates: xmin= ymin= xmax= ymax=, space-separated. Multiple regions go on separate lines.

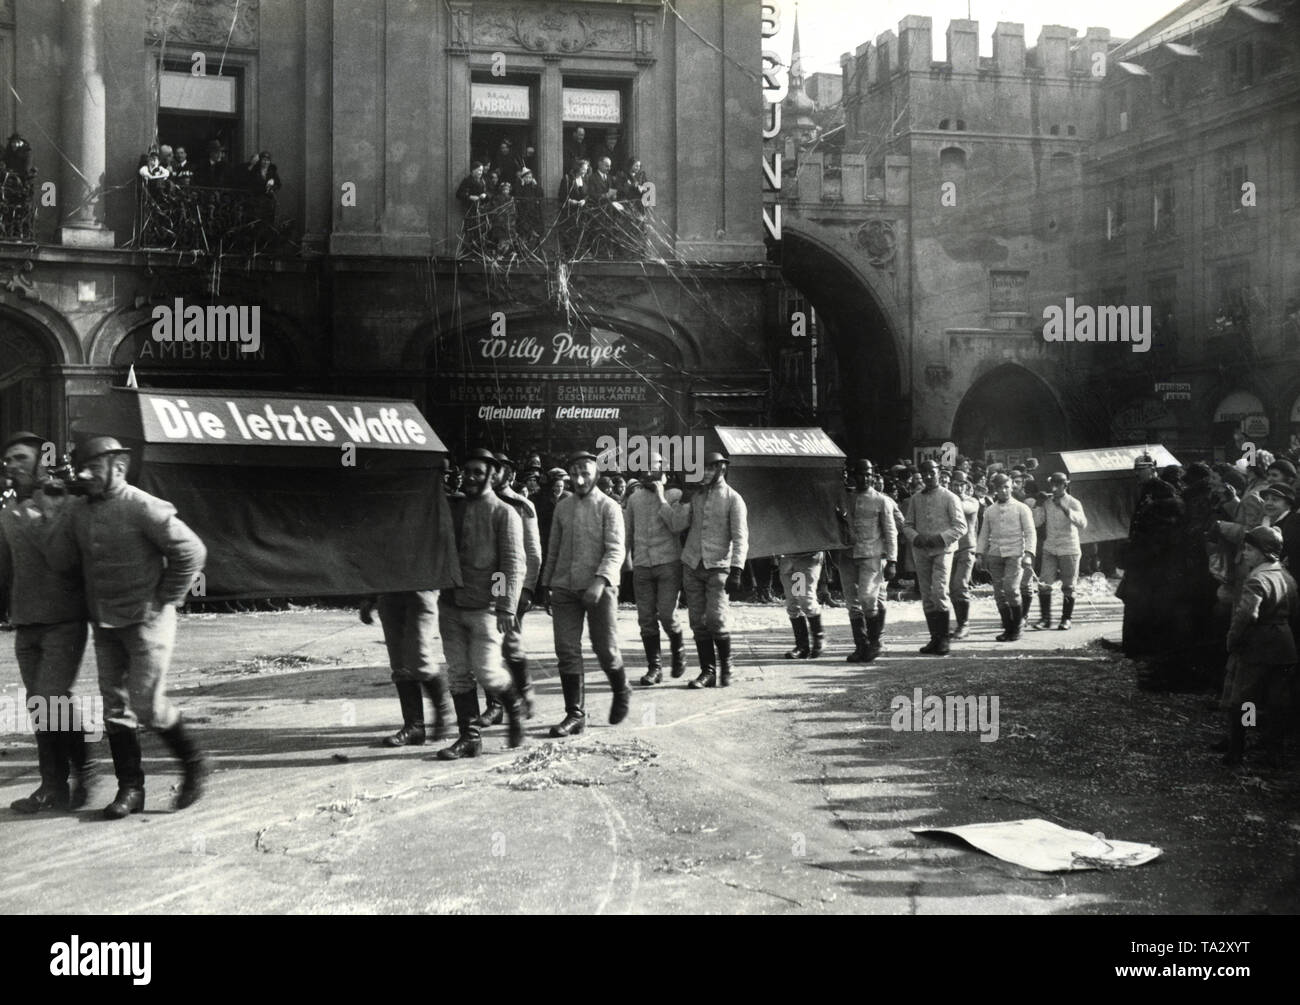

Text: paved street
xmin=2 ymin=585 xmax=1298 ymax=915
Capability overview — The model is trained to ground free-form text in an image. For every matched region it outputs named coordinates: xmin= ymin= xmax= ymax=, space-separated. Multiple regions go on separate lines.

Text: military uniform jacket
xmin=1034 ymin=493 xmax=1087 ymax=557
xmin=977 ymin=498 xmax=1036 ymax=558
xmin=0 ymin=492 xmax=86 ymax=625
xmin=843 ymin=488 xmax=898 ymax=561
xmin=445 ymin=492 xmax=523 ymax=614
xmin=668 ymin=481 xmax=748 ymax=570
xmin=624 ymin=485 xmax=684 ymax=568
xmin=43 ymin=482 xmax=206 ymax=628
xmin=1227 ymin=560 xmax=1298 ymax=664
xmin=541 ymin=488 xmax=625 ymax=592
xmin=902 ymin=487 xmax=966 ymax=555
xmin=498 ymin=485 xmax=542 ymax=591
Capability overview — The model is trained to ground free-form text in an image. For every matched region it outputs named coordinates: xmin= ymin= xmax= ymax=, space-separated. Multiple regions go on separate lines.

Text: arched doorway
xmin=777 ymin=229 xmax=905 ymax=459
xmin=952 ymin=365 xmax=1068 ymax=461
xmin=0 ymin=313 xmax=58 ymax=438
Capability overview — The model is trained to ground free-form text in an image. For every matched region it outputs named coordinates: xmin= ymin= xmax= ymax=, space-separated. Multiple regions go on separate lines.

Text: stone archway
xmin=951 ymin=364 xmax=1069 ymax=460
xmin=778 ymin=226 xmax=906 ymax=458
xmin=0 ymin=307 xmax=68 ymax=440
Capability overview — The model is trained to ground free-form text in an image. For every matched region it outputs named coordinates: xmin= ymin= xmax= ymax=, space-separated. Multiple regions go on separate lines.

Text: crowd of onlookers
xmin=137 ymin=140 xmax=282 ymax=194
xmin=455 ymin=132 xmax=653 ymax=260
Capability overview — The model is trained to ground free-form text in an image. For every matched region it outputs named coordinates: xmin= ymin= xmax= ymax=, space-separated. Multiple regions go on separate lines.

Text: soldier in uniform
xmin=1033 ymin=472 xmax=1088 ymax=631
xmin=41 ymin=436 xmax=207 ymax=818
xmin=902 ymin=459 xmax=966 ymax=655
xmin=1 ymin=432 xmax=94 ymax=813
xmin=474 ymin=453 xmax=541 ymax=727
xmin=835 ymin=460 xmax=897 ymax=662
xmin=779 ymin=551 xmax=825 ymax=659
xmin=1218 ymin=526 xmax=1297 ymax=766
xmin=665 ymin=452 xmax=748 ymax=688
xmin=977 ymin=473 xmax=1037 ymax=643
xmin=435 ymin=449 xmax=526 ymax=758
xmin=947 ymin=469 xmax=980 ymax=640
xmin=540 ymin=450 xmax=629 ymax=736
xmin=367 ymin=590 xmax=454 ymax=747
xmin=623 ymin=454 xmax=688 ymax=685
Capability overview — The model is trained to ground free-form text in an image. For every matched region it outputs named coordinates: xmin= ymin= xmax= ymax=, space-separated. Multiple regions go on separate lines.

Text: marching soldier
xmin=902 ymin=459 xmax=966 ymax=655
xmin=624 ymin=455 xmax=688 ymax=685
xmin=475 ymin=453 xmax=541 ymax=726
xmin=1219 ymin=526 xmax=1297 ymax=766
xmin=540 ymin=450 xmax=629 ymax=736
xmin=666 ymin=452 xmax=748 ymax=688
xmin=835 ymin=460 xmax=897 ymax=662
xmin=1033 ymin=472 xmax=1088 ymax=630
xmin=779 ymin=551 xmax=825 ymax=659
xmin=977 ymin=473 xmax=1037 ymax=643
xmin=436 ymin=449 xmax=526 ymax=758
xmin=1 ymin=432 xmax=94 ymax=813
xmin=41 ymin=436 xmax=207 ymax=818
xmin=367 ymin=591 xmax=454 ymax=746
xmin=947 ymin=469 xmax=980 ymax=640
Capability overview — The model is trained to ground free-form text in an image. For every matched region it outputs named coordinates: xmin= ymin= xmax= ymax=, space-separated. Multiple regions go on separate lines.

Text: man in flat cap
xmin=1262 ymin=482 xmax=1299 ymax=571
xmin=539 ymin=449 xmax=629 ymax=736
xmin=664 ymin=451 xmax=748 ymax=688
xmin=1219 ymin=525 xmax=1297 ymax=766
xmin=435 ymin=448 xmax=526 ymax=758
xmin=0 ymin=432 xmax=94 ymax=813
xmin=41 ymin=436 xmax=207 ymax=818
xmin=1033 ymin=472 xmax=1088 ymax=631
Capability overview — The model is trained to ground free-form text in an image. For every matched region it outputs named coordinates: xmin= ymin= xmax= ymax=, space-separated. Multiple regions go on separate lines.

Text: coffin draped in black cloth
xmin=70 ymin=388 xmax=462 ymax=599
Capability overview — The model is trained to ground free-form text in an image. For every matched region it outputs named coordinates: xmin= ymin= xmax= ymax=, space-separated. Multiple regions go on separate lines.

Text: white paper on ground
xmin=911 ymin=818 xmax=1162 ymax=872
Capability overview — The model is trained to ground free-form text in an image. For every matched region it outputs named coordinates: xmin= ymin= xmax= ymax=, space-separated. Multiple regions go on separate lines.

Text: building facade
xmin=0 ymin=0 xmax=771 ymax=462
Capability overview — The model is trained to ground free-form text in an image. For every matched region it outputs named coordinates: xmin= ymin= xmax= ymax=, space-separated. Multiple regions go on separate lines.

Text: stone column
xmin=59 ymin=0 xmax=114 ymax=247
xmin=540 ymin=56 xmax=563 ymax=196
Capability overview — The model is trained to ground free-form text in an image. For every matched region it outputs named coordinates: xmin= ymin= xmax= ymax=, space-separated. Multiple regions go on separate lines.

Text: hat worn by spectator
xmin=463 ymin=447 xmax=500 ymax=467
xmin=1244 ymin=525 xmax=1284 ymax=558
xmin=567 ymin=450 xmax=600 ymax=467
xmin=493 ymin=452 xmax=515 ymax=469
xmin=547 ymin=467 xmax=567 ymax=480
xmin=1267 ymin=457 xmax=1297 ymax=480
xmin=77 ymin=436 xmax=131 ymax=464
xmin=704 ymin=451 xmax=729 ymax=465
xmin=2 ymin=430 xmax=47 ymax=454
xmin=1261 ymin=483 xmax=1295 ymax=504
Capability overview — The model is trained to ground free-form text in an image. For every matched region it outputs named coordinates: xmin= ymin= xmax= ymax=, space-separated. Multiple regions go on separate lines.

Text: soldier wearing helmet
xmin=623 ymin=452 xmax=688 ymax=685
xmin=1033 ymin=472 xmax=1088 ymax=631
xmin=901 ymin=458 xmax=966 ymax=654
xmin=834 ymin=459 xmax=897 ymax=662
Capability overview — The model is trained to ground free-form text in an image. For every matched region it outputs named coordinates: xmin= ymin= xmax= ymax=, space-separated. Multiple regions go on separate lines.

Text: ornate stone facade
xmin=146 ymin=0 xmax=259 ymax=49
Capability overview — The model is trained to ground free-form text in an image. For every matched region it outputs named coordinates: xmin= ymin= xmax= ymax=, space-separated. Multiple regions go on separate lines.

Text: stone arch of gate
xmin=777 ymin=224 xmax=907 ymax=458
xmin=0 ymin=303 xmax=82 ymax=438
xmin=950 ymin=363 xmax=1070 ymax=459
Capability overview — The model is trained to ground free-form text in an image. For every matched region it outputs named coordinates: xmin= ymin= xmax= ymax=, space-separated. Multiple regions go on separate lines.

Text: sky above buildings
xmin=772 ymin=0 xmax=1189 ymax=75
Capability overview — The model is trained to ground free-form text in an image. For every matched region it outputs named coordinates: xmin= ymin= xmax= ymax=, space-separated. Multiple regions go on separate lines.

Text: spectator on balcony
xmin=196 ymin=140 xmax=227 ymax=187
xmin=2 ymin=133 xmax=34 ymax=179
xmin=557 ymin=158 xmax=590 ymax=256
xmin=138 ymin=150 xmax=170 ymax=188
xmin=514 ymin=166 xmax=543 ymax=245
xmin=245 ymin=151 xmax=282 ymax=195
xmin=455 ymin=161 xmax=488 ymax=253
xmin=564 ymin=128 xmax=588 ymax=176
xmin=485 ymin=181 xmax=516 ymax=253
xmin=521 ymin=139 xmax=538 ymax=177
xmin=490 ymin=138 xmax=522 ymax=190
xmin=170 ymin=147 xmax=194 ymax=186
xmin=484 ymin=168 xmax=501 ymax=198
xmin=158 ymin=145 xmax=175 ymax=171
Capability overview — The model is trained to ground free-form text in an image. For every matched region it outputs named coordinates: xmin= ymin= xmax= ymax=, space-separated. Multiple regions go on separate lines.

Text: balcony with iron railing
xmin=134 ymin=179 xmax=293 ymax=256
xmin=0 ymin=168 xmax=37 ymax=243
xmin=453 ymin=194 xmax=656 ymax=264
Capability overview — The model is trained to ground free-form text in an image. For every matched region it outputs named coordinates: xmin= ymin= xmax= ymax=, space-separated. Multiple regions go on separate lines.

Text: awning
xmin=1038 ymin=444 xmax=1180 ymax=544
xmin=714 ymin=426 xmax=845 ymax=467
xmin=1049 ymin=444 xmax=1180 ymax=478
